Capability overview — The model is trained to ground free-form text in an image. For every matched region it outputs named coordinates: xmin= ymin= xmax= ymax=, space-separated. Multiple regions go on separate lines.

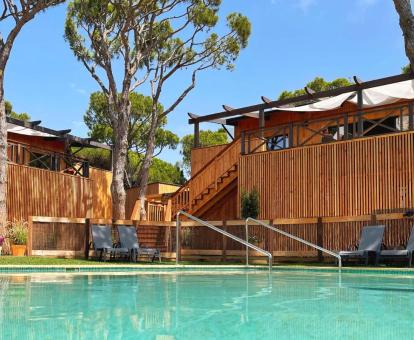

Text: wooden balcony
xmin=241 ymin=102 xmax=414 ymax=155
xmin=7 ymin=141 xmax=90 ymax=177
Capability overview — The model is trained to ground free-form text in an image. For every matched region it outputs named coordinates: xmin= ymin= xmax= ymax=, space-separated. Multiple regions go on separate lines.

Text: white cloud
xmin=296 ymin=0 xmax=317 ymax=12
xmin=348 ymin=0 xmax=380 ymax=22
xmin=357 ymin=0 xmax=378 ymax=6
xmin=270 ymin=0 xmax=317 ymax=13
xmin=69 ymin=82 xmax=87 ymax=96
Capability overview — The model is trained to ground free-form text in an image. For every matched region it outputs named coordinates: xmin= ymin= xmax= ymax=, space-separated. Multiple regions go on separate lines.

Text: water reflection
xmin=0 ymin=271 xmax=413 ymax=339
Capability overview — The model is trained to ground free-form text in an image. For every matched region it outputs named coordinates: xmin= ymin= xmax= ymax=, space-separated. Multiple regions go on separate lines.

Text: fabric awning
xmin=275 ymin=79 xmax=414 ymax=113
xmin=7 ymin=123 xmax=56 ymax=137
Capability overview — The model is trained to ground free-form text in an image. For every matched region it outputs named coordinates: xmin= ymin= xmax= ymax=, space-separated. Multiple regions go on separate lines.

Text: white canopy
xmin=7 ymin=123 xmax=56 ymax=138
xmin=276 ymin=79 xmax=414 ymax=113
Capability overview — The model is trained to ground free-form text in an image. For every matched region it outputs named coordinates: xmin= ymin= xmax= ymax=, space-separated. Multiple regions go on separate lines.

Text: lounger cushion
xmin=339 ymin=250 xmax=366 ymax=257
xmin=358 ymin=226 xmax=385 ymax=252
xmin=380 ymin=249 xmax=409 ymax=256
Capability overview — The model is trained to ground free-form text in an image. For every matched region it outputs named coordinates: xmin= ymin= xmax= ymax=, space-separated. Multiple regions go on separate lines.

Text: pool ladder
xmin=176 ymin=211 xmax=273 ymax=270
xmin=245 ymin=218 xmax=342 ymax=270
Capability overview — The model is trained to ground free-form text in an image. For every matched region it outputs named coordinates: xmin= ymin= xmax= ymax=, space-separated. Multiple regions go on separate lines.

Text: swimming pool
xmin=0 ymin=269 xmax=413 ymax=339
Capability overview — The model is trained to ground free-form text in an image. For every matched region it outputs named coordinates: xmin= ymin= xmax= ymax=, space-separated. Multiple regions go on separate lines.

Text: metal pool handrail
xmin=245 ymin=218 xmax=342 ymax=270
xmin=176 ymin=211 xmax=273 ymax=270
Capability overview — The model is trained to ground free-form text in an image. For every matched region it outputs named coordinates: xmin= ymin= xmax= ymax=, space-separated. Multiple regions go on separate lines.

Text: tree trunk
xmin=111 ymin=108 xmax=129 ymax=220
xmin=394 ymin=0 xmax=414 ymax=69
xmin=138 ymin=111 xmax=159 ymax=221
xmin=0 ymin=74 xmax=7 ymax=244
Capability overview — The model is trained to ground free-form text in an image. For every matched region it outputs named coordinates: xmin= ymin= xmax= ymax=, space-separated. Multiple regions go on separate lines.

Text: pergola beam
xmin=29 ymin=120 xmax=42 ymax=127
xmin=6 ymin=116 xmax=111 ymax=150
xmin=222 ymin=105 xmax=234 ymax=112
xmin=261 ymin=96 xmax=272 ymax=104
xmin=189 ymin=73 xmax=414 ymax=124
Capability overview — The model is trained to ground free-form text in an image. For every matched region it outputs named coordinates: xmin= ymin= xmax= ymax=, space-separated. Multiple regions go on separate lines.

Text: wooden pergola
xmin=188 ymin=73 xmax=414 ymax=147
xmin=6 ymin=116 xmax=111 ymax=151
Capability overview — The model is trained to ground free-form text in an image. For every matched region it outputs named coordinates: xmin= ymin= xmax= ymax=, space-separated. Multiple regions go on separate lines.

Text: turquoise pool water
xmin=0 ymin=270 xmax=413 ymax=339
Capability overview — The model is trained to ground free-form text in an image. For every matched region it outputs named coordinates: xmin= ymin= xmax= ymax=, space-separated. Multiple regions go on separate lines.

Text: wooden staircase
xmin=190 ymin=164 xmax=238 ymax=216
xmin=171 ymin=139 xmax=241 ymax=218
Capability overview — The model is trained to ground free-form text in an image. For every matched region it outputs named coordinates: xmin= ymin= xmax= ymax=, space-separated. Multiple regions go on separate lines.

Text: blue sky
xmin=3 ymin=0 xmax=408 ymax=164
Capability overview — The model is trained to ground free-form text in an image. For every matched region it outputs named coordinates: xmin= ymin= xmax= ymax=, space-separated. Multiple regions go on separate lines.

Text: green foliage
xmin=84 ymin=92 xmax=178 ymax=153
xmin=241 ymin=188 xmax=260 ymax=219
xmin=5 ymin=101 xmax=12 ymax=115
xmin=278 ymin=77 xmax=352 ymax=101
xmin=402 ymin=64 xmax=412 ymax=74
xmin=75 ymin=147 xmax=185 ymax=185
xmin=128 ymin=152 xmax=186 ymax=185
xmin=6 ymin=220 xmax=28 ymax=245
xmin=74 ymin=148 xmax=112 ymax=170
xmin=5 ymin=100 xmax=31 ymax=121
xmin=180 ymin=128 xmax=228 ymax=174
xmin=148 ymin=159 xmax=186 ymax=185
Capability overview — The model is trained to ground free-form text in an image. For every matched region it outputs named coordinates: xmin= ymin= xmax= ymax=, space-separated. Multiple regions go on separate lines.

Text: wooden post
xmin=248 ymin=133 xmax=251 ymax=154
xmin=241 ymin=131 xmax=246 ymax=155
xmin=317 ymin=217 xmax=323 ymax=262
xmin=409 ymin=103 xmax=414 ymax=131
xmin=164 ymin=198 xmax=172 ymax=222
xmin=84 ymin=218 xmax=91 ymax=259
xmin=176 ymin=218 xmax=181 ymax=263
xmin=167 ymin=225 xmax=172 ymax=253
xmin=259 ymin=109 xmax=265 ymax=140
xmin=194 ymin=122 xmax=200 ymax=148
xmin=222 ymin=221 xmax=227 ymax=262
xmin=17 ymin=143 xmax=23 ymax=164
xmin=357 ymin=89 xmax=364 ymax=137
xmin=27 ymin=216 xmax=33 ymax=256
xmin=288 ymin=124 xmax=294 ymax=148
xmin=83 ymin=161 xmax=90 ymax=178
xmin=343 ymin=115 xmax=349 ymax=140
xmin=371 ymin=213 xmax=377 ymax=225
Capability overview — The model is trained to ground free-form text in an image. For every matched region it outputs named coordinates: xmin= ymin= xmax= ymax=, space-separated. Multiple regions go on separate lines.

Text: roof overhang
xmin=189 ymin=73 xmax=414 ymax=125
xmin=6 ymin=116 xmax=111 ymax=150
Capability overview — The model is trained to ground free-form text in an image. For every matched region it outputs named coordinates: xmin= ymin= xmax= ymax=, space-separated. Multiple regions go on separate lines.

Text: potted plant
xmin=0 ymin=235 xmax=4 ymax=255
xmin=7 ymin=220 xmax=28 ymax=256
xmin=241 ymin=187 xmax=260 ymax=219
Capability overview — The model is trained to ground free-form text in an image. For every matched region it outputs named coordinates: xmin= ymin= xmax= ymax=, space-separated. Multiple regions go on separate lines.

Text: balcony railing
xmin=241 ymin=102 xmax=414 ymax=155
xmin=7 ymin=142 xmax=89 ymax=177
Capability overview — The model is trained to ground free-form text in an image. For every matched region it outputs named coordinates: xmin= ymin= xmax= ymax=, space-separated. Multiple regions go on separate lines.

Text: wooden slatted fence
xmin=7 ymin=163 xmax=112 ymax=221
xmin=27 ymin=213 xmax=414 ymax=263
xmin=239 ymin=130 xmax=414 ymax=219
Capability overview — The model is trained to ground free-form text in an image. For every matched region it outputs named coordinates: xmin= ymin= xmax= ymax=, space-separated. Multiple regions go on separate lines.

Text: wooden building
xmin=6 ymin=117 xmax=113 ymax=221
xmin=171 ymin=73 xmax=414 ymax=221
xmin=126 ymin=182 xmax=181 ymax=221
xmin=6 ymin=117 xmax=181 ymax=222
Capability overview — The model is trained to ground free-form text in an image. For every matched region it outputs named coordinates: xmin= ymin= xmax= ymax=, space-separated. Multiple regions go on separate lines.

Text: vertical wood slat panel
xmin=191 ymin=144 xmax=228 ymax=176
xmin=7 ymin=164 xmax=112 ymax=221
xmin=27 ymin=215 xmax=413 ymax=259
xmin=239 ymin=131 xmax=414 ymax=219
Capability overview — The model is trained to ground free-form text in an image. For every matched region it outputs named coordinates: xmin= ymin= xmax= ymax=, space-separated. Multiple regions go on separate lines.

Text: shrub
xmin=241 ymin=187 xmax=260 ymax=219
xmin=6 ymin=220 xmax=28 ymax=245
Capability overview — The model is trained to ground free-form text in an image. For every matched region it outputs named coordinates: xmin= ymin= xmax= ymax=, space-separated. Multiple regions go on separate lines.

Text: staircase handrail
xmin=171 ymin=138 xmax=241 ymax=214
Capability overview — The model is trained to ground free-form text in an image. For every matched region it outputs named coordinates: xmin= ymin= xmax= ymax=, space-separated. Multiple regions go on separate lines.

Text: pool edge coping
xmin=0 ymin=264 xmax=413 ymax=275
